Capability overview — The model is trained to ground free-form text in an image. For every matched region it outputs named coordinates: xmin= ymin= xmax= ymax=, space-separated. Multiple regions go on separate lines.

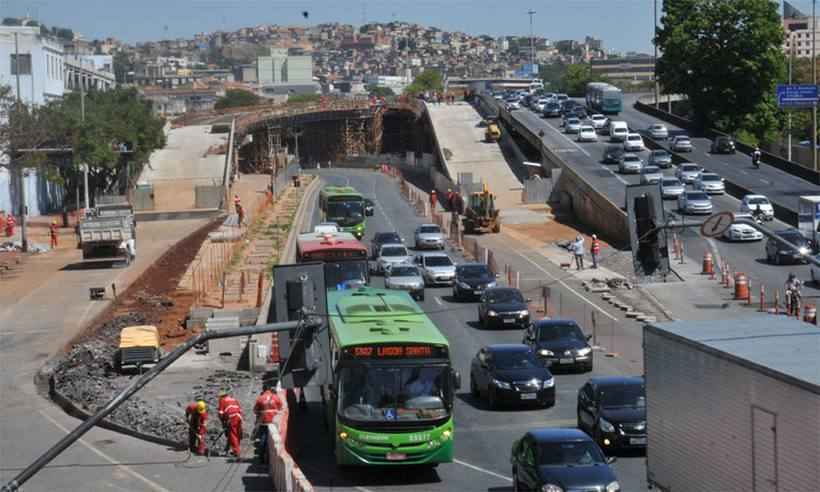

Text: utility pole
xmin=81 ymin=79 xmax=89 ymax=210
xmin=527 ymin=10 xmax=536 ymax=70
xmin=653 ymin=0 xmax=659 ymax=109
xmin=13 ymin=31 xmax=28 ymax=253
xmin=789 ymin=31 xmax=795 ymax=162
xmin=813 ymin=0 xmax=817 ymax=171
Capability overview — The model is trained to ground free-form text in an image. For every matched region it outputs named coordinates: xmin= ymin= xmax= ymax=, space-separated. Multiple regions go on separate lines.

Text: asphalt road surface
xmin=288 ymin=169 xmax=649 ymax=492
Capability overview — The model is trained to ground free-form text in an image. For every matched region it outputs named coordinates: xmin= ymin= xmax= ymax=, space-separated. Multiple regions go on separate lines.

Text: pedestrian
xmin=185 ymin=400 xmax=209 ymax=455
xmin=237 ymin=204 xmax=245 ymax=228
xmin=218 ymin=390 xmax=244 ymax=457
xmin=590 ymin=234 xmax=601 ymax=269
xmin=5 ymin=213 xmax=15 ymax=238
xmin=253 ymin=385 xmax=283 ymax=462
xmin=0 ymin=211 xmax=5 ymax=235
xmin=572 ymin=235 xmax=585 ymax=270
xmin=430 ymin=190 xmax=438 ymax=211
xmin=49 ymin=220 xmax=59 ymax=249
xmin=446 ymin=188 xmax=454 ymax=210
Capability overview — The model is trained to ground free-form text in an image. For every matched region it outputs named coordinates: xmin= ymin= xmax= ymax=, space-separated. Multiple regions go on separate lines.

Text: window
xmin=11 ymin=54 xmax=32 ymax=75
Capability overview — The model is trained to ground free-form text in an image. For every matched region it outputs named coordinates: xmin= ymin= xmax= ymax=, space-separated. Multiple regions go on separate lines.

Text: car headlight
xmin=606 ymin=481 xmax=621 ymax=492
xmin=541 ymin=485 xmax=563 ymax=492
xmin=599 ymin=418 xmax=615 ymax=433
xmin=487 ymin=310 xmax=497 ymax=317
xmin=492 ymin=378 xmax=511 ymax=390
xmin=539 ymin=349 xmax=554 ymax=356
xmin=799 ymin=247 xmax=810 ymax=255
xmin=486 ymin=281 xmax=497 ymax=288
xmin=576 ymin=347 xmax=592 ymax=356
xmin=458 ymin=281 xmax=471 ymax=289
xmin=542 ymin=377 xmax=554 ymax=389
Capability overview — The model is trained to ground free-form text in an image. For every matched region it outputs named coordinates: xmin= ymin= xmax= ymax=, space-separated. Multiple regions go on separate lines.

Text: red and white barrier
xmin=267 ymin=390 xmax=313 ymax=492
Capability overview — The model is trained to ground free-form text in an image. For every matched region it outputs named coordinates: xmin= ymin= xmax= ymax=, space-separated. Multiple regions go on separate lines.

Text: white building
xmin=365 ymin=75 xmax=411 ymax=94
xmin=0 ymin=25 xmax=65 ymax=105
xmin=257 ymin=48 xmax=313 ymax=85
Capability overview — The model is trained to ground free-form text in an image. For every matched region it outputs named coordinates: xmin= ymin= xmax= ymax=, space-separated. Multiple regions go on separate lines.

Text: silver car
xmin=639 ymin=165 xmax=663 ymax=184
xmin=564 ymin=117 xmax=582 ymax=134
xmin=414 ymin=252 xmax=457 ymax=286
xmin=678 ymin=191 xmax=713 ymax=215
xmin=375 ymin=244 xmax=412 ymax=274
xmin=414 ymin=224 xmax=445 ymax=250
xmin=618 ymin=153 xmax=644 ymax=174
xmin=670 ymin=135 xmax=693 ymax=152
xmin=384 ymin=264 xmax=425 ymax=301
xmin=647 ymin=123 xmax=669 ymax=140
xmin=693 ymin=172 xmax=725 ymax=194
xmin=660 ymin=177 xmax=685 ymax=199
xmin=648 ymin=149 xmax=673 ymax=168
xmin=675 ymin=163 xmax=702 ymax=184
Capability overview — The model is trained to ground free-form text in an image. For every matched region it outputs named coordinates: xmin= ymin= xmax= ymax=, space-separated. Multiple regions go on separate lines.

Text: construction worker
xmin=430 ymin=190 xmax=438 ymax=211
xmin=5 ymin=213 xmax=15 ymax=238
xmin=218 ymin=391 xmax=243 ymax=457
xmin=49 ymin=220 xmax=59 ymax=249
xmin=590 ymin=234 xmax=601 ymax=269
xmin=571 ymin=235 xmax=585 ymax=271
xmin=253 ymin=385 xmax=283 ymax=461
xmin=185 ymin=400 xmax=209 ymax=455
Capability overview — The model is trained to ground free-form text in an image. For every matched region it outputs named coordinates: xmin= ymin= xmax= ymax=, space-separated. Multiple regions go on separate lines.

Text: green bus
xmin=319 ymin=186 xmax=371 ymax=239
xmin=326 ymin=287 xmax=459 ymax=466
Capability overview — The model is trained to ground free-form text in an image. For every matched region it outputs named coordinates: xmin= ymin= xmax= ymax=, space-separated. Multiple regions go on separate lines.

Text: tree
xmin=560 ymin=63 xmax=603 ymax=97
xmin=656 ymin=0 xmax=785 ymax=132
xmin=538 ymin=62 xmax=567 ymax=92
xmin=215 ymin=89 xmax=260 ymax=110
xmin=113 ymin=50 xmax=134 ymax=85
xmin=404 ymin=69 xmax=444 ymax=95
xmin=366 ymin=85 xmax=394 ymax=97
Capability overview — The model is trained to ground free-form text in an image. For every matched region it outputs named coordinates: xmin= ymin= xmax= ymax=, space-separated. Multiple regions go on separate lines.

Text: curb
xmin=635 ymin=286 xmax=676 ymax=322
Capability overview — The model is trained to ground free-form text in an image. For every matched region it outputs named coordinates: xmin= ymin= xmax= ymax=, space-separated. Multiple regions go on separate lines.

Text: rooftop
xmin=647 ymin=317 xmax=820 ymax=393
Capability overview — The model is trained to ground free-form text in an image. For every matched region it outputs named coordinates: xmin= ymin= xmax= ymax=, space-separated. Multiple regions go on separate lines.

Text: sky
xmin=1 ymin=0 xmax=667 ymax=54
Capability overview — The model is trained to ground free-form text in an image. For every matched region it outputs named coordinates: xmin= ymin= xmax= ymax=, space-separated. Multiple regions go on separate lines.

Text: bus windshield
xmin=339 ymin=365 xmax=451 ymax=422
xmin=325 ymin=261 xmax=369 ymax=290
xmin=327 ymin=201 xmax=364 ymax=226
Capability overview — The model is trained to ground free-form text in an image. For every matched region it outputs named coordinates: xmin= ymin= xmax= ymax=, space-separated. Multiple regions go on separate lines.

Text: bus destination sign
xmin=348 ymin=345 xmax=446 ymax=359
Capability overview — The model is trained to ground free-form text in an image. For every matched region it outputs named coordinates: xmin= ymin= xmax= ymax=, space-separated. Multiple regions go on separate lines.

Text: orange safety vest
xmin=591 ymin=239 xmax=601 ymax=255
xmin=218 ymin=396 xmax=243 ymax=422
xmin=254 ymin=390 xmax=282 ymax=424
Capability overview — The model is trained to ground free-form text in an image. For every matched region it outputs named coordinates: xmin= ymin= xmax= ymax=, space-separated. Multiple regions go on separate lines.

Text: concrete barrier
xmin=266 ymin=390 xmax=313 ymax=492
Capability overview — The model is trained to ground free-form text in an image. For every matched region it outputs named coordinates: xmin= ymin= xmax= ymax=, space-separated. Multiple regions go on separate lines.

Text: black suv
xmin=470 ymin=344 xmax=555 ymax=409
xmin=478 ymin=287 xmax=531 ymax=329
xmin=453 ymin=263 xmax=497 ymax=301
xmin=577 ymin=376 xmax=646 ymax=453
xmin=601 ymin=145 xmax=625 ymax=164
xmin=765 ymin=228 xmax=811 ymax=265
xmin=371 ymin=232 xmax=402 ymax=259
xmin=524 ymin=319 xmax=593 ymax=372
xmin=710 ymin=135 xmax=736 ymax=154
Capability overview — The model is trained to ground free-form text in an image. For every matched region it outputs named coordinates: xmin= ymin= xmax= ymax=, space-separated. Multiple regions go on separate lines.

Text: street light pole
xmin=527 ymin=10 xmax=536 ymax=70
xmin=13 ymin=31 xmax=28 ymax=253
xmin=654 ymin=0 xmax=659 ymax=109
xmin=789 ymin=31 xmax=795 ymax=162
xmin=81 ymin=81 xmax=89 ymax=210
xmin=813 ymin=0 xmax=817 ymax=171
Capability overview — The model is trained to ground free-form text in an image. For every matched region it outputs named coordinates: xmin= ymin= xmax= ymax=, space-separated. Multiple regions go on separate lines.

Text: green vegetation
xmin=366 ymin=85 xmax=395 ymax=97
xmin=404 ymin=69 xmax=444 ymax=95
xmin=537 ymin=62 xmax=605 ymax=96
xmin=215 ymin=89 xmax=261 ymax=110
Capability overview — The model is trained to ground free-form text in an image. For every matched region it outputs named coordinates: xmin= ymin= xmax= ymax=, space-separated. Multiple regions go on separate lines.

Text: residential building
xmin=783 ymin=1 xmax=819 ymax=58
xmin=0 ymin=25 xmax=65 ymax=105
xmin=590 ymin=56 xmax=655 ymax=84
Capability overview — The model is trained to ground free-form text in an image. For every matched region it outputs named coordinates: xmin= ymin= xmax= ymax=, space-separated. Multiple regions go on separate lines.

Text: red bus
xmin=296 ymin=232 xmax=369 ymax=289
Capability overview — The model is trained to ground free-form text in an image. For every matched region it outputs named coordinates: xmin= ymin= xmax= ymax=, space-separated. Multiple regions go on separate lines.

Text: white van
xmin=608 ymin=121 xmax=629 ymax=142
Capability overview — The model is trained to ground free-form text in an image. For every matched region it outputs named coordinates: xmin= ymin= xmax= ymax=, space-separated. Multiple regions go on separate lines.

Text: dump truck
xmin=78 ymin=195 xmax=136 ymax=266
xmin=115 ymin=325 xmax=161 ymax=372
xmin=462 ymin=187 xmax=501 ymax=234
xmin=484 ymin=118 xmax=501 ymax=142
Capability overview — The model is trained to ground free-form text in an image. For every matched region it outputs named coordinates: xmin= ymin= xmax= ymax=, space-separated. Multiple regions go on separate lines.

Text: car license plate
xmin=503 ymin=318 xmax=516 ymax=324
xmin=630 ymin=438 xmax=647 ymax=445
xmin=520 ymin=393 xmax=537 ymax=400
xmin=559 ymin=358 xmax=574 ymax=364
xmin=474 ymin=290 xmax=482 ymax=295
xmin=386 ymin=452 xmax=407 ymax=461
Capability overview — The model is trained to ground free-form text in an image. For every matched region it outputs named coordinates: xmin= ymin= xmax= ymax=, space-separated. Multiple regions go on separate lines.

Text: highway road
xmin=502 ymin=101 xmax=820 ymax=312
xmin=289 ymin=169 xmax=649 ymax=492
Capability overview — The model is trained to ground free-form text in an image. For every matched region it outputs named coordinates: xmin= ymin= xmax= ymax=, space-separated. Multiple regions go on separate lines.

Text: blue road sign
xmin=777 ymin=84 xmax=818 ymax=108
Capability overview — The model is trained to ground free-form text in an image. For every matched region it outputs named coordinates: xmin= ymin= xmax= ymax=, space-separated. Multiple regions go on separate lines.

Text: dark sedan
xmin=765 ymin=228 xmax=811 ymax=265
xmin=511 ymin=428 xmax=619 ymax=492
xmin=478 ymin=287 xmax=531 ymax=329
xmin=710 ymin=135 xmax=736 ymax=154
xmin=470 ymin=344 xmax=555 ymax=409
xmin=543 ymin=102 xmax=561 ymax=117
xmin=577 ymin=376 xmax=646 ymax=453
xmin=453 ymin=263 xmax=498 ymax=301
xmin=524 ymin=319 xmax=593 ymax=372
xmin=601 ymin=145 xmax=625 ymax=164
xmin=370 ymin=231 xmax=402 ymax=259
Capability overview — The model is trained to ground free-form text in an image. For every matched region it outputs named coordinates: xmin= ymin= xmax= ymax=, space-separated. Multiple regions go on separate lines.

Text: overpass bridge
xmin=447 ymin=77 xmax=537 ymax=91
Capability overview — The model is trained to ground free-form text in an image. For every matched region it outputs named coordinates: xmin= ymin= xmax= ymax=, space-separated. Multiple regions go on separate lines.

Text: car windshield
xmin=424 ymin=256 xmax=453 ymax=267
xmin=419 ymin=226 xmax=441 ymax=234
xmin=492 ymin=350 xmax=541 ymax=370
xmin=642 ymin=167 xmax=660 ymax=174
xmin=600 ymin=384 xmax=646 ymax=408
xmin=701 ymin=175 xmax=721 ymax=182
xmin=538 ymin=441 xmax=606 ymax=466
xmin=485 ymin=289 xmax=524 ymax=304
xmin=749 ymin=197 xmax=769 ymax=205
xmin=339 ymin=366 xmax=450 ymax=422
xmin=624 ymin=156 xmax=640 ymax=163
xmin=628 ymin=135 xmax=641 ymax=141
xmin=677 ymin=137 xmax=691 ymax=143
xmin=688 ymin=192 xmax=709 ymax=201
xmin=537 ymin=324 xmax=585 ymax=341
xmin=663 ymin=179 xmax=681 ymax=186
xmin=653 ymin=150 xmax=669 ymax=157
xmin=581 ymin=126 xmax=594 ymax=132
xmin=381 ymin=246 xmax=408 ymax=257
xmin=779 ymin=232 xmax=806 ymax=245
xmin=681 ymin=165 xmax=699 ymax=172
xmin=592 ymin=115 xmax=605 ymax=120
xmin=652 ymin=125 xmax=665 ymax=130
xmin=567 ymin=118 xmax=580 ymax=124
xmin=390 ymin=265 xmax=419 ymax=277
xmin=376 ymin=233 xmax=401 ymax=243
xmin=458 ymin=265 xmax=490 ymax=278
xmin=327 ymin=201 xmax=364 ymax=226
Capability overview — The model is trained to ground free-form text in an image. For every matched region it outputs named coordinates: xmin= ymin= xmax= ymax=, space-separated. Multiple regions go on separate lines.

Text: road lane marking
xmin=40 ymin=410 xmax=171 ymax=492
xmin=453 ymin=459 xmax=512 ymax=482
xmin=516 ymin=251 xmax=618 ymax=322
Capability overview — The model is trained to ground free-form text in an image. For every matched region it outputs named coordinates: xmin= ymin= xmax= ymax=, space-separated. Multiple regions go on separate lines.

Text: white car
xmin=722 ymin=214 xmax=764 ymax=242
xmin=618 ymin=153 xmax=644 ymax=174
xmin=646 ymin=124 xmax=669 ymax=140
xmin=564 ymin=117 xmax=582 ymax=134
xmin=624 ymin=133 xmax=645 ymax=152
xmin=577 ymin=125 xmax=598 ymax=142
xmin=675 ymin=163 xmax=702 ymax=184
xmin=740 ymin=194 xmax=775 ymax=221
xmin=660 ymin=177 xmax=686 ymax=199
xmin=375 ymin=244 xmax=412 ymax=274
xmin=506 ymin=100 xmax=521 ymax=110
xmin=693 ymin=172 xmax=725 ymax=194
xmin=414 ymin=252 xmax=457 ymax=286
xmin=533 ymin=98 xmax=550 ymax=112
xmin=670 ymin=135 xmax=694 ymax=152
xmin=589 ymin=114 xmax=608 ymax=130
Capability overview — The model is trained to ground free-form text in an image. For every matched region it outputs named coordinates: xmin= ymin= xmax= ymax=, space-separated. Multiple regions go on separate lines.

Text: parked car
xmin=660 ymin=178 xmax=686 ymax=199
xmin=375 ymin=244 xmax=412 ymax=274
xmin=765 ymin=228 xmax=811 ymax=265
xmin=646 ymin=123 xmax=669 ymax=140
xmin=589 ymin=114 xmax=608 ymax=130
xmin=524 ymin=319 xmax=593 ymax=372
xmin=564 ymin=117 xmax=582 ymax=134
xmin=414 ymin=251 xmax=456 ymax=285
xmin=623 ymin=133 xmax=645 ymax=152
xmin=693 ymin=172 xmax=725 ymax=194
xmin=478 ymin=287 xmax=531 ymax=329
xmin=543 ymin=102 xmax=562 ymax=117
xmin=363 ymin=198 xmax=375 ymax=216
xmin=577 ymin=376 xmax=647 ymax=453
xmin=647 ymin=149 xmax=673 ymax=168
xmin=669 ymin=135 xmax=693 ymax=152
xmin=510 ymin=429 xmax=619 ymax=492
xmin=618 ymin=153 xmax=643 ymax=174
xmin=677 ymin=191 xmax=713 ymax=215
xmin=740 ymin=194 xmax=775 ymax=221
xmin=608 ymin=121 xmax=629 ymax=142
xmin=577 ymin=125 xmax=598 ymax=142
xmin=639 ymin=165 xmax=663 ymax=184
xmin=470 ymin=345 xmax=555 ymax=409
xmin=453 ymin=263 xmax=497 ymax=301
xmin=371 ymin=231 xmax=403 ymax=258
xmin=384 ymin=264 xmax=425 ymax=301
xmin=722 ymin=214 xmax=764 ymax=242
xmin=710 ymin=135 xmax=736 ymax=154
xmin=675 ymin=163 xmax=702 ymax=184
xmin=601 ymin=145 xmax=625 ymax=165
xmin=414 ymin=224 xmax=444 ymax=250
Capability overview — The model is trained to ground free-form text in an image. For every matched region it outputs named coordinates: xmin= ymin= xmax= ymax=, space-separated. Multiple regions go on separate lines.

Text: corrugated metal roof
xmin=647 ymin=317 xmax=820 ymax=392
